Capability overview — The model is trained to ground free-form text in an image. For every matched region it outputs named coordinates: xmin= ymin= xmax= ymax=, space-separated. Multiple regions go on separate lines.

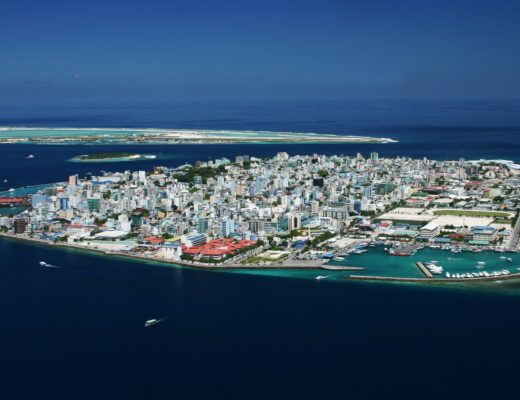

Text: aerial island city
xmin=2 ymin=152 xmax=519 ymax=283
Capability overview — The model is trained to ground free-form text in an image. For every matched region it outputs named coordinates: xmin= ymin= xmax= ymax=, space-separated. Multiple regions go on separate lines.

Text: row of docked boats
xmin=429 ymin=243 xmax=516 ymax=254
xmin=445 ymin=270 xmax=511 ymax=279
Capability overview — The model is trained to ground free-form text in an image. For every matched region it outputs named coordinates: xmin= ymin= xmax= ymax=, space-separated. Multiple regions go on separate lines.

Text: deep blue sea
xmin=1 ymin=100 xmax=520 ymax=399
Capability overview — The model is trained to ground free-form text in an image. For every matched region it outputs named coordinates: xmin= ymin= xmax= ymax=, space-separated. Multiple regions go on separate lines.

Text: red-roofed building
xmin=183 ymin=238 xmax=256 ymax=259
xmin=144 ymin=236 xmax=165 ymax=245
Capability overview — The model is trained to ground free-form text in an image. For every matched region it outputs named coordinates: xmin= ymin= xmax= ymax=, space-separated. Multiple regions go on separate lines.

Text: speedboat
xmin=39 ymin=261 xmax=49 ymax=267
xmin=144 ymin=319 xmax=160 ymax=328
xmin=332 ymin=256 xmax=345 ymax=261
xmin=315 ymin=275 xmax=327 ymax=280
xmin=507 ymin=258 xmax=513 ymax=263
xmin=476 ymin=261 xmax=486 ymax=268
xmin=26 ymin=154 xmax=34 ymax=159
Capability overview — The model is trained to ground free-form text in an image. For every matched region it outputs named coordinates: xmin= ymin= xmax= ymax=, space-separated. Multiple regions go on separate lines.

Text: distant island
xmin=70 ymin=152 xmax=157 ymax=162
xmin=0 ymin=127 xmax=397 ymax=145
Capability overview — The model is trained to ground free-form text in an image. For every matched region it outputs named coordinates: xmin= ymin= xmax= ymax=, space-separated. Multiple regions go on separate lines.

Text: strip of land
xmin=0 ymin=127 xmax=397 ymax=145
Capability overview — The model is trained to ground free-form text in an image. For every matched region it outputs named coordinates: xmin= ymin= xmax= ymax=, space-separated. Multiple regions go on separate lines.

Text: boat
xmin=507 ymin=258 xmax=513 ymax=263
xmin=425 ymin=261 xmax=444 ymax=274
xmin=389 ymin=250 xmax=413 ymax=256
xmin=500 ymin=256 xmax=507 ymax=260
xmin=315 ymin=275 xmax=327 ymax=280
xmin=332 ymin=256 xmax=345 ymax=261
xmin=26 ymin=154 xmax=34 ymax=159
xmin=446 ymin=272 xmax=451 ymax=278
xmin=352 ymin=249 xmax=367 ymax=255
xmin=144 ymin=319 xmax=160 ymax=328
xmin=321 ymin=265 xmax=364 ymax=271
xmin=476 ymin=261 xmax=486 ymax=268
xmin=2 ymin=179 xmax=7 ymax=183
xmin=144 ymin=154 xmax=157 ymax=159
xmin=39 ymin=261 xmax=49 ymax=267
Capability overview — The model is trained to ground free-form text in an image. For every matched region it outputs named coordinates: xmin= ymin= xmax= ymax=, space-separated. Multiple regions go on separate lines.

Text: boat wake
xmin=39 ymin=261 xmax=63 ymax=269
xmin=144 ymin=316 xmax=169 ymax=328
xmin=315 ymin=274 xmax=335 ymax=280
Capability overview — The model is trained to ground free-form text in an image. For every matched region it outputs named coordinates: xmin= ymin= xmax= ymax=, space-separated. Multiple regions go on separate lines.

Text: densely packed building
xmin=2 ymin=153 xmax=520 ymax=262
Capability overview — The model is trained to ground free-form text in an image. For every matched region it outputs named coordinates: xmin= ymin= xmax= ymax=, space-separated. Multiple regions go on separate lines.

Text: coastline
xmin=0 ymin=232 xmax=329 ymax=270
xmin=3 ymin=232 xmax=520 ymax=285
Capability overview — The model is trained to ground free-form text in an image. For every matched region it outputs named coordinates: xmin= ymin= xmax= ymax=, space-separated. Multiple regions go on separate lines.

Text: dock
xmin=415 ymin=262 xmax=434 ymax=278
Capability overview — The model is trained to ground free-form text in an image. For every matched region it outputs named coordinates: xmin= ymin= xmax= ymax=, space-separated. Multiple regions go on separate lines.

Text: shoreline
xmin=3 ymin=232 xmax=519 ymax=284
xmin=0 ymin=232 xmax=326 ymax=270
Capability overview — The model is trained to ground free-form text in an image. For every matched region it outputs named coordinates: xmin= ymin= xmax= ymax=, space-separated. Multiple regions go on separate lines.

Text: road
xmin=507 ymin=213 xmax=520 ymax=251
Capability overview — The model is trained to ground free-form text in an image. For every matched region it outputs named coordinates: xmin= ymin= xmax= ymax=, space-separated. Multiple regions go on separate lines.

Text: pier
xmin=415 ymin=262 xmax=434 ymax=278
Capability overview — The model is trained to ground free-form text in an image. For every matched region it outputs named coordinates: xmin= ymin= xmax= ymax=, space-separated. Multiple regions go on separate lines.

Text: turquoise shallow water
xmin=228 ymin=246 xmax=520 ymax=287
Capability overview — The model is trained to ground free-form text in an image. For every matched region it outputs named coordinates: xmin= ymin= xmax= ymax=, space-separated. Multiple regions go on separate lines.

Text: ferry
xmin=389 ymin=249 xmax=414 ymax=256
xmin=144 ymin=319 xmax=160 ymax=328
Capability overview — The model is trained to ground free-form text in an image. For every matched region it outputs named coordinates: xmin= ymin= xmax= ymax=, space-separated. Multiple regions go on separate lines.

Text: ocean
xmin=1 ymin=99 xmax=520 ymax=399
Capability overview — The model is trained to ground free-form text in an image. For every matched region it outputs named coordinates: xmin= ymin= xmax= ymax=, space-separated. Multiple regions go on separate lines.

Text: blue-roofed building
xmin=471 ymin=226 xmax=497 ymax=242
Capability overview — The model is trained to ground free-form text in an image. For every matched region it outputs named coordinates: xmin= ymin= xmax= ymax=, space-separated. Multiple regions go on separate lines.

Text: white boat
xmin=144 ymin=154 xmax=157 ymax=159
xmin=26 ymin=154 xmax=34 ymax=159
xmin=315 ymin=275 xmax=327 ymax=280
xmin=332 ymin=256 xmax=345 ymax=261
xmin=446 ymin=272 xmax=451 ymax=278
xmin=39 ymin=261 xmax=48 ymax=267
xmin=352 ymin=249 xmax=367 ymax=255
xmin=476 ymin=261 xmax=486 ymax=268
xmin=500 ymin=256 xmax=507 ymax=260
xmin=2 ymin=179 xmax=7 ymax=183
xmin=8 ymin=188 xmax=15 ymax=192
xmin=507 ymin=258 xmax=513 ymax=263
xmin=144 ymin=319 xmax=160 ymax=328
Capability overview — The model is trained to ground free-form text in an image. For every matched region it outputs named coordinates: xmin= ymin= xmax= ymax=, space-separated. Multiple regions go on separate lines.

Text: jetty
xmin=415 ymin=262 xmax=434 ymax=278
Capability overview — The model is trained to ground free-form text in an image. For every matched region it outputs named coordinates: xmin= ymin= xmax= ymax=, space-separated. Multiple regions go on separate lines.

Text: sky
xmin=1 ymin=0 xmax=520 ymax=103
